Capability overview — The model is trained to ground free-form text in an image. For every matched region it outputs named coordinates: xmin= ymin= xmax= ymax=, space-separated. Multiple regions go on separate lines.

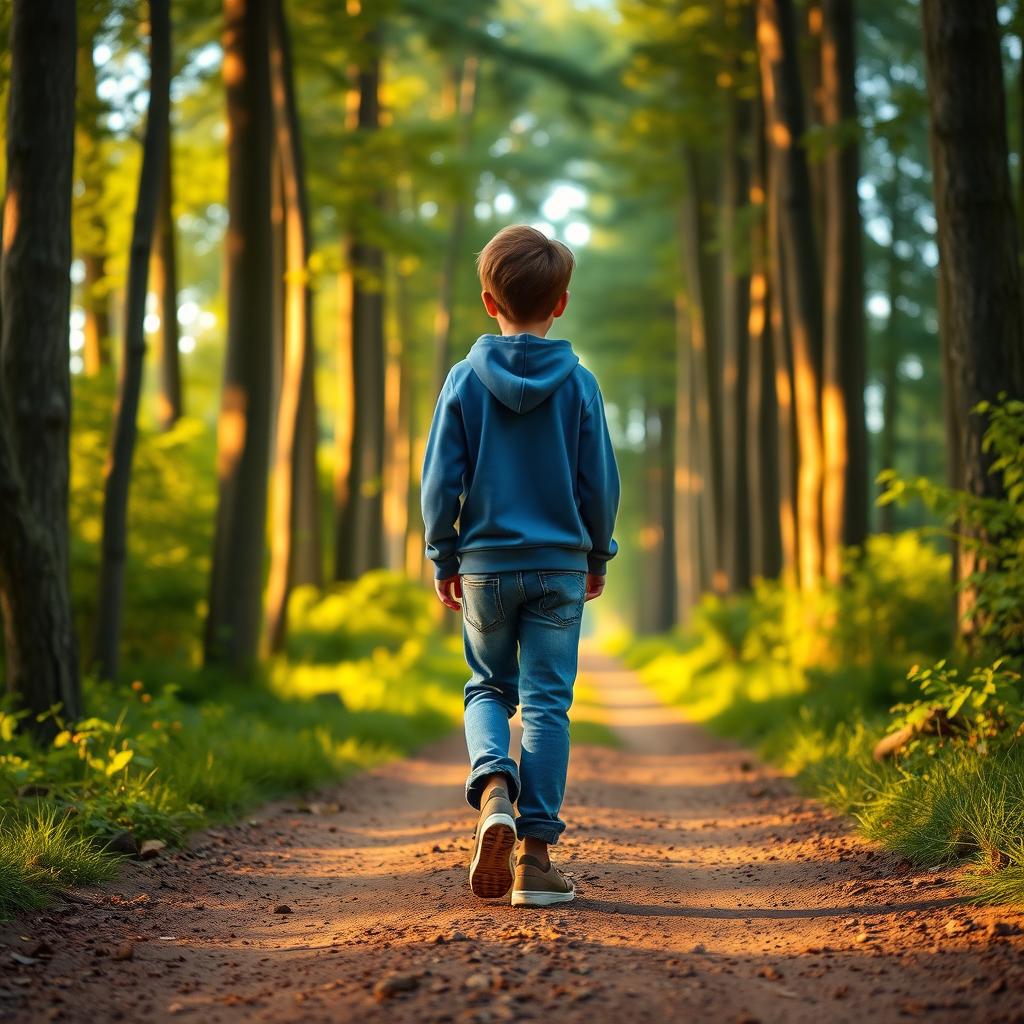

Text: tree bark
xmin=204 ymin=0 xmax=274 ymax=667
xmin=680 ymin=148 xmax=722 ymax=594
xmin=673 ymin=276 xmax=698 ymax=620
xmin=432 ymin=53 xmax=479 ymax=397
xmin=264 ymin=0 xmax=321 ymax=652
xmin=0 ymin=0 xmax=82 ymax=722
xmin=335 ymin=38 xmax=385 ymax=580
xmin=747 ymin=96 xmax=783 ymax=580
xmin=384 ymin=248 xmax=413 ymax=573
xmin=93 ymin=0 xmax=171 ymax=682
xmin=152 ymin=138 xmax=182 ymax=431
xmin=921 ymin=0 xmax=1024 ymax=639
xmin=77 ymin=36 xmax=112 ymax=376
xmin=757 ymin=0 xmax=825 ymax=591
xmin=820 ymin=0 xmax=867 ymax=578
xmin=720 ymin=81 xmax=752 ymax=592
xmin=878 ymin=173 xmax=903 ymax=535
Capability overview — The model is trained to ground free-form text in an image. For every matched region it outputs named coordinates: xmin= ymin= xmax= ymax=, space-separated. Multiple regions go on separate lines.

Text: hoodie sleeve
xmin=421 ymin=373 xmax=468 ymax=579
xmin=578 ymin=386 xmax=620 ymax=575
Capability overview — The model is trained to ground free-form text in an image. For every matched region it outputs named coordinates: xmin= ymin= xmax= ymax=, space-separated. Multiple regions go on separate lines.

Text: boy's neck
xmin=491 ymin=314 xmax=556 ymax=338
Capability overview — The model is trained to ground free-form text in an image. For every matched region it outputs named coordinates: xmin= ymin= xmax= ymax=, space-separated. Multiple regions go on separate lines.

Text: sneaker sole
xmin=510 ymin=888 xmax=576 ymax=907
xmin=469 ymin=812 xmax=517 ymax=899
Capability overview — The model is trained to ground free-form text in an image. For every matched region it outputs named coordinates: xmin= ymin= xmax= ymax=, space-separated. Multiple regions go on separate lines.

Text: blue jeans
xmin=461 ymin=569 xmax=586 ymax=845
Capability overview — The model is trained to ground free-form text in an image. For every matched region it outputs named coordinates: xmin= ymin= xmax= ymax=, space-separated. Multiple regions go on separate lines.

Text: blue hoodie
xmin=421 ymin=333 xmax=620 ymax=580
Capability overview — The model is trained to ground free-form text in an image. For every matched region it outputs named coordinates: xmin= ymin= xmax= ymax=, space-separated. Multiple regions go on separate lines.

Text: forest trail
xmin=5 ymin=647 xmax=1024 ymax=1024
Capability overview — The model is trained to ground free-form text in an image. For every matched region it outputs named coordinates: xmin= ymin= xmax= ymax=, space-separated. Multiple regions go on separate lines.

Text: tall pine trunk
xmin=0 ymin=0 xmax=82 ymax=723
xmin=757 ymin=0 xmax=825 ymax=591
xmin=747 ymin=97 xmax=783 ymax=580
xmin=673 ymin=276 xmax=699 ymax=620
xmin=152 ymin=138 xmax=182 ymax=431
xmin=432 ymin=54 xmax=479 ymax=396
xmin=93 ymin=0 xmax=171 ymax=682
xmin=264 ymin=0 xmax=321 ymax=652
xmin=820 ymin=0 xmax=867 ymax=581
xmin=78 ymin=36 xmax=112 ymax=376
xmin=335 ymin=38 xmax=385 ymax=580
xmin=204 ymin=0 xmax=274 ymax=667
xmin=720 ymin=82 xmax=752 ymax=592
xmin=921 ymin=0 xmax=1024 ymax=640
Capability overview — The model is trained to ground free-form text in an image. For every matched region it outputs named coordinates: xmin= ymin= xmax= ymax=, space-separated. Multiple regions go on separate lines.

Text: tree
xmin=820 ymin=0 xmax=867 ymax=581
xmin=204 ymin=0 xmax=274 ymax=667
xmin=264 ymin=0 xmax=321 ymax=652
xmin=76 ymin=23 xmax=113 ymax=377
xmin=93 ymin=0 xmax=171 ymax=682
xmin=756 ymin=0 xmax=825 ymax=590
xmin=920 ymin=0 xmax=1024 ymax=636
xmin=0 ymin=0 xmax=82 ymax=723
xmin=334 ymin=21 xmax=385 ymax=580
xmin=152 ymin=139 xmax=182 ymax=430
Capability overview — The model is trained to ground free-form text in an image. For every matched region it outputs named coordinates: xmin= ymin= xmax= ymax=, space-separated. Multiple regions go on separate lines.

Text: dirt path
xmin=4 ymin=647 xmax=1024 ymax=1023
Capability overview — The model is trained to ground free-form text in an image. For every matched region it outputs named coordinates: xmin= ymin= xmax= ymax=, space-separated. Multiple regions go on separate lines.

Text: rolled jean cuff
xmin=515 ymin=818 xmax=564 ymax=845
xmin=465 ymin=759 xmax=521 ymax=809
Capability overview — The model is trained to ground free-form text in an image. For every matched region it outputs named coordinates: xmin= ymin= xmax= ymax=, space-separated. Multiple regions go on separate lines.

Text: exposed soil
xmin=3 ymin=647 xmax=1024 ymax=1023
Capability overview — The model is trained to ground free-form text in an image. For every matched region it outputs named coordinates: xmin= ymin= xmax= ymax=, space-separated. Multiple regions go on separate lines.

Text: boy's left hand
xmin=435 ymin=575 xmax=463 ymax=611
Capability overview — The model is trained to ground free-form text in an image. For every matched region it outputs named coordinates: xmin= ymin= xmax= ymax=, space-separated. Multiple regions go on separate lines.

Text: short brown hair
xmin=476 ymin=225 xmax=575 ymax=323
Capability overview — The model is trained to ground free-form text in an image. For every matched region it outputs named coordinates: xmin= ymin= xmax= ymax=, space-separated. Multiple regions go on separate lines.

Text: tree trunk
xmin=673 ymin=278 xmax=698 ymax=620
xmin=0 ymin=0 xmax=82 ymax=722
xmin=384 ymin=250 xmax=412 ymax=573
xmin=921 ymin=0 xmax=1024 ymax=640
xmin=432 ymin=53 xmax=479 ymax=396
xmin=820 ymin=0 xmax=867 ymax=578
xmin=878 ymin=173 xmax=903 ymax=535
xmin=78 ymin=37 xmax=112 ymax=376
xmin=680 ymin=147 xmax=722 ymax=594
xmin=332 ymin=257 xmax=355 ymax=580
xmin=204 ymin=0 xmax=274 ymax=667
xmin=747 ymin=96 xmax=783 ymax=580
xmin=757 ymin=0 xmax=825 ymax=591
xmin=263 ymin=0 xmax=321 ymax=652
xmin=720 ymin=82 xmax=752 ymax=592
xmin=335 ymin=40 xmax=385 ymax=580
xmin=93 ymin=0 xmax=171 ymax=682
xmin=152 ymin=137 xmax=182 ymax=431
xmin=292 ymin=351 xmax=322 ymax=587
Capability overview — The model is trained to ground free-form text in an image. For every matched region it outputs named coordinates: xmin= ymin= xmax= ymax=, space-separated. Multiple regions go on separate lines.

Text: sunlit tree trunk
xmin=93 ymin=0 xmax=171 ymax=683
xmin=720 ymin=80 xmax=752 ymax=592
xmin=757 ymin=0 xmax=825 ymax=591
xmin=673 ymin=277 xmax=698 ymax=620
xmin=332 ymin=255 xmax=355 ymax=580
xmin=878 ymin=173 xmax=903 ymax=535
xmin=337 ymin=36 xmax=385 ymax=580
xmin=152 ymin=139 xmax=182 ymax=431
xmin=432 ymin=53 xmax=479 ymax=396
xmin=384 ymin=249 xmax=413 ymax=573
xmin=921 ymin=0 xmax=1024 ymax=641
xmin=204 ymin=0 xmax=274 ymax=667
xmin=821 ymin=0 xmax=867 ymax=579
xmin=680 ymin=147 xmax=722 ymax=594
xmin=264 ymin=0 xmax=321 ymax=652
xmin=801 ymin=0 xmax=826 ymax=250
xmin=0 ymin=0 xmax=82 ymax=724
xmin=747 ymin=99 xmax=782 ymax=580
xmin=77 ymin=36 xmax=112 ymax=376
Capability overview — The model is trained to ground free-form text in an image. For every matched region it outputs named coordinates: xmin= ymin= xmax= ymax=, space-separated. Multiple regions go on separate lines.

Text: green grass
xmin=614 ymin=533 xmax=1024 ymax=907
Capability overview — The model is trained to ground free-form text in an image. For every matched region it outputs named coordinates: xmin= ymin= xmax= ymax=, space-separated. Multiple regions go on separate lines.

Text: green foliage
xmin=886 ymin=659 xmax=1024 ymax=759
xmin=879 ymin=397 xmax=1024 ymax=658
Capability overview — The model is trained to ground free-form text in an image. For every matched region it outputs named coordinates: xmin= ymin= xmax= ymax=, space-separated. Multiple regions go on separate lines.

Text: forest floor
xmin=3 ymin=647 xmax=1024 ymax=1024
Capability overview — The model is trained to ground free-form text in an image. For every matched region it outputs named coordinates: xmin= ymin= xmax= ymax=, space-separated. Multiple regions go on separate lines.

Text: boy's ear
xmin=481 ymin=291 xmax=500 ymax=318
xmin=552 ymin=291 xmax=569 ymax=319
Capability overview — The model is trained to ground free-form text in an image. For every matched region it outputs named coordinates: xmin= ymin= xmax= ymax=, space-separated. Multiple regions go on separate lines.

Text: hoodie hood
xmin=467 ymin=333 xmax=580 ymax=414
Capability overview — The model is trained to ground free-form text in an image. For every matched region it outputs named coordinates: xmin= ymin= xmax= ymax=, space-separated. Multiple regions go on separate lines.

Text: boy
xmin=421 ymin=224 xmax=620 ymax=907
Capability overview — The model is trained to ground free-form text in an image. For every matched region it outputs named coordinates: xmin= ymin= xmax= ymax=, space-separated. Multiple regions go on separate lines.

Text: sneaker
xmin=468 ymin=787 xmax=517 ymax=899
xmin=510 ymin=853 xmax=575 ymax=907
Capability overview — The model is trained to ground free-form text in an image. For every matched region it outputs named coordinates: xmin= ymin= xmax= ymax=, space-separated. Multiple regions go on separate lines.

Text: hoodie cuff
xmin=433 ymin=556 xmax=460 ymax=580
xmin=586 ymin=556 xmax=608 ymax=576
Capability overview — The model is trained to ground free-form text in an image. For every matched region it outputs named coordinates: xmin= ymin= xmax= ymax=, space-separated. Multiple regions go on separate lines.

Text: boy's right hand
xmin=584 ymin=573 xmax=605 ymax=602
xmin=435 ymin=575 xmax=463 ymax=611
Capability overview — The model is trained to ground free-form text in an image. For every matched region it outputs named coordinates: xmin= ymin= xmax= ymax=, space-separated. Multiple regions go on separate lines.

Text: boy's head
xmin=477 ymin=225 xmax=574 ymax=326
